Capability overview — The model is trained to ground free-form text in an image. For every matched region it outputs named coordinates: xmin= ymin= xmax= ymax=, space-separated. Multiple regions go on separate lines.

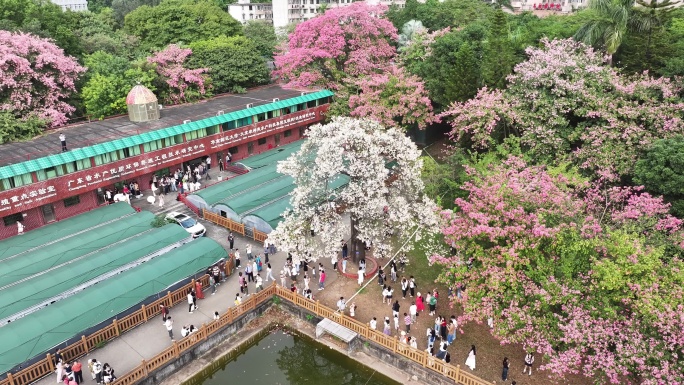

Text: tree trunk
xmin=350 ymin=217 xmax=365 ymax=263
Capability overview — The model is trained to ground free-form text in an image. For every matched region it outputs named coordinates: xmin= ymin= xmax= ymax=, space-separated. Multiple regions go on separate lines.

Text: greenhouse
xmin=0 ymin=237 xmax=227 ymax=375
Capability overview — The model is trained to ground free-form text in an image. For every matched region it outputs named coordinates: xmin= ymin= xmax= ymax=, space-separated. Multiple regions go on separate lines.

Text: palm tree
xmin=575 ymin=0 xmax=643 ymax=64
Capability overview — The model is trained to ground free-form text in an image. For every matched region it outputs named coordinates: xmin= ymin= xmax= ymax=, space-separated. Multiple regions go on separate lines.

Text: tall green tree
xmin=242 ymin=20 xmax=277 ymax=58
xmin=124 ymin=0 xmax=241 ymax=50
xmin=633 ymin=0 xmax=680 ymax=63
xmin=634 ymin=135 xmax=684 ymax=216
xmin=81 ymin=51 xmax=157 ymax=118
xmin=449 ymin=42 xmax=481 ymax=102
xmin=483 ymin=9 xmax=515 ymax=88
xmin=187 ymin=36 xmax=270 ymax=94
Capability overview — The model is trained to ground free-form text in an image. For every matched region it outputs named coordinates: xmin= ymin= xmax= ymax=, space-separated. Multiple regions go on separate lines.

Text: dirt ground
xmin=313 ymin=261 xmax=593 ymax=385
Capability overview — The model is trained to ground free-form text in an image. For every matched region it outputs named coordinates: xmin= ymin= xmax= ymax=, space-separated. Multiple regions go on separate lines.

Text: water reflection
xmin=184 ymin=327 xmax=399 ymax=385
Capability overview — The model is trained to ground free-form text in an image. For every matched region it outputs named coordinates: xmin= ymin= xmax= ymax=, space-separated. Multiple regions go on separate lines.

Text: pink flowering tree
xmin=273 ymin=3 xmax=397 ymax=89
xmin=0 ymin=31 xmax=85 ymax=128
xmin=433 ymin=157 xmax=684 ymax=384
xmin=348 ymin=67 xmax=436 ymax=129
xmin=147 ymin=44 xmax=208 ymax=104
xmin=273 ymin=3 xmax=435 ymax=130
xmin=440 ymin=38 xmax=684 ymax=181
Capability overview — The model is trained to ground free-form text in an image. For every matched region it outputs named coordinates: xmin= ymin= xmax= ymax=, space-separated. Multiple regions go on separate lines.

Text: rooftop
xmin=0 ymin=85 xmax=306 ymax=167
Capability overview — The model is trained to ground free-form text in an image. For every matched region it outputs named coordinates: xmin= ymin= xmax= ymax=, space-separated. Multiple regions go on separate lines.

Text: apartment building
xmin=231 ymin=0 xmax=405 ymax=28
xmin=50 ymin=0 xmax=88 ymax=11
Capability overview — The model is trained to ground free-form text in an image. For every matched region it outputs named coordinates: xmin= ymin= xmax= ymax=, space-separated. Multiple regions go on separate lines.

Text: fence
xmin=202 ymin=209 xmax=248 ymax=237
xmin=2 ymin=282 xmax=495 ymax=385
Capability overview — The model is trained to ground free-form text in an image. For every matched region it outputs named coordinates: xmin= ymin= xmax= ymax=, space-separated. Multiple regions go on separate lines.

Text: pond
xmin=183 ymin=327 xmax=401 ymax=385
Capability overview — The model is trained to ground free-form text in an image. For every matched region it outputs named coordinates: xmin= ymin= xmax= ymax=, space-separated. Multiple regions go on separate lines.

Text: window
xmin=143 ymin=139 xmax=164 ymax=153
xmin=225 ymin=121 xmax=236 ymax=130
xmin=275 ymin=133 xmax=281 ymax=145
xmin=256 ymin=113 xmax=266 ymax=122
xmin=257 ymin=138 xmax=267 ymax=146
xmin=297 ymin=103 xmax=306 ymax=111
xmin=248 ymin=142 xmax=254 ymax=155
xmin=3 ymin=213 xmax=23 ymax=227
xmin=206 ymin=125 xmax=219 ymax=136
xmin=63 ymin=196 xmax=80 ymax=207
xmin=1 ymin=173 xmax=32 ymax=190
xmin=94 ymin=150 xmax=124 ymax=166
xmin=284 ymin=130 xmax=292 ymax=138
xmin=229 ymin=146 xmax=239 ymax=154
xmin=307 ymin=100 xmax=317 ymax=108
xmin=123 ymin=145 xmax=141 ymax=158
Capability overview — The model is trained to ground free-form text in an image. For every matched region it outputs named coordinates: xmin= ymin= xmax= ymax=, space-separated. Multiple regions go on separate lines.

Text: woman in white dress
xmin=465 ymin=345 xmax=476 ymax=370
xmin=357 ymin=268 xmax=365 ymax=286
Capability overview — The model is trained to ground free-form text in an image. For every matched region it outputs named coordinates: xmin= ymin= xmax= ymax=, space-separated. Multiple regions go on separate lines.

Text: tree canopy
xmin=273 ymin=117 xmax=438 ymax=262
xmin=124 ymin=0 xmax=242 ymax=50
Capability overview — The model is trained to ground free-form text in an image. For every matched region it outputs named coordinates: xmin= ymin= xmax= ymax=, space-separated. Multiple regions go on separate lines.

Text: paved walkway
xmin=34 ymin=191 xmax=343 ymax=385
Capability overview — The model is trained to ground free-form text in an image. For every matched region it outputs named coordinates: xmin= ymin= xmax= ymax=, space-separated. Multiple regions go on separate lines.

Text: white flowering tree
xmin=273 ymin=117 xmax=438 ymax=263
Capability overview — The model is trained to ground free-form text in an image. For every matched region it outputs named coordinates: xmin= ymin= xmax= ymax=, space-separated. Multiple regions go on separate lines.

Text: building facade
xmin=229 ymin=0 xmax=405 ymax=28
xmin=228 ymin=0 xmax=274 ymax=23
xmin=50 ymin=0 xmax=88 ymax=11
xmin=0 ymin=87 xmax=332 ymax=240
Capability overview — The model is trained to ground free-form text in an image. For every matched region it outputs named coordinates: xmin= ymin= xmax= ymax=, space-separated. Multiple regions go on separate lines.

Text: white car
xmin=165 ymin=212 xmax=206 ymax=238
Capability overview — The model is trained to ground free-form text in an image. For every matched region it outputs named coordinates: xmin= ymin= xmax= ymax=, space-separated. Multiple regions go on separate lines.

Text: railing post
xmin=46 ymin=353 xmax=54 ymax=372
xmin=173 ymin=341 xmax=180 ymax=358
xmin=203 ymin=323 xmax=208 ymax=340
xmin=421 ymin=350 xmax=427 ymax=367
xmin=455 ymin=364 xmax=460 ymax=380
xmin=141 ymin=360 xmax=148 ymax=376
xmin=167 ymin=291 xmax=173 ymax=306
xmin=82 ymin=336 xmax=89 ymax=354
xmin=315 ymin=300 xmax=321 ymax=316
xmin=7 ymin=372 xmax=15 ymax=385
xmin=113 ymin=319 xmax=120 ymax=337
xmin=393 ymin=337 xmax=398 ymax=353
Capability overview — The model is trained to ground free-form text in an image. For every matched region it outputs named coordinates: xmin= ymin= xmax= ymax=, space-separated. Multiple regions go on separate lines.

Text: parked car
xmin=165 ymin=212 xmax=206 ymax=238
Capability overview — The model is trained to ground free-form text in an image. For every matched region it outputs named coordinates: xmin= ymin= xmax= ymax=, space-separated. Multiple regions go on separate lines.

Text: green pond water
xmin=183 ymin=328 xmax=401 ymax=385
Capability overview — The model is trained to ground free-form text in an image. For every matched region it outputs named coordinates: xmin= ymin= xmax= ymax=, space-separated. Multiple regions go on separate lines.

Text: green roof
xmin=193 ymin=141 xmax=304 ymax=207
xmin=190 ymin=141 xmax=350 ymax=231
xmin=0 ymin=90 xmax=333 ymax=180
xmin=0 ymin=203 xmax=136 ymax=262
xmin=0 ymin=211 xmax=156 ymax=288
xmin=0 ymin=237 xmax=227 ymax=375
xmin=0 ymin=224 xmax=189 ymax=321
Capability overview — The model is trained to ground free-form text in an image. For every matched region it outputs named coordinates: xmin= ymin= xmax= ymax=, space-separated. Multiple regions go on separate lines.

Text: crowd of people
xmin=53 ymin=351 xmax=116 ymax=385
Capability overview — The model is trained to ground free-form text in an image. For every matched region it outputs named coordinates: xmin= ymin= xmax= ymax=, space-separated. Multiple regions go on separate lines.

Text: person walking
xmin=416 ymin=292 xmax=425 ymax=313
xmin=17 ymin=221 xmax=24 ymax=235
xmin=342 ymin=256 xmax=347 ymax=273
xmin=447 ymin=320 xmax=457 ymax=345
xmin=160 ymin=304 xmax=169 ymax=322
xmin=349 ymin=302 xmax=357 ymax=317
xmin=336 ymin=297 xmax=346 ymax=313
xmin=369 ymin=317 xmax=377 ymax=330
xmin=465 ymin=345 xmax=477 ymax=370
xmin=280 ymin=269 xmax=286 ymax=287
xmin=357 ymin=268 xmax=364 ymax=286
xmin=404 ymin=313 xmax=411 ymax=333
xmin=187 ymin=291 xmax=195 ymax=313
xmin=392 ymin=300 xmax=400 ymax=318
xmin=318 ymin=269 xmax=326 ymax=290
xmin=409 ymin=302 xmax=417 ymax=323
xmin=255 ymin=273 xmax=263 ymax=292
xmin=92 ymin=360 xmax=103 ymax=384
xmin=158 ymin=194 xmax=165 ymax=208
xmin=195 ymin=280 xmax=204 ymax=299
xmin=245 ymin=262 xmax=254 ymax=283
xmin=523 ymin=352 xmax=534 ymax=376
xmin=59 ymin=133 xmax=67 ymax=152
xmin=266 ymin=263 xmax=275 ymax=282
xmin=72 ymin=361 xmax=83 ymax=384
xmin=165 ymin=316 xmax=174 ymax=339
xmin=429 ymin=293 xmax=437 ymax=316
xmin=409 ymin=276 xmax=416 ymax=297
xmin=502 ymin=357 xmax=510 ymax=382
xmin=401 ymin=277 xmax=409 ymax=299
xmin=227 ymin=232 xmax=234 ymax=250
xmin=383 ymin=317 xmax=391 ymax=335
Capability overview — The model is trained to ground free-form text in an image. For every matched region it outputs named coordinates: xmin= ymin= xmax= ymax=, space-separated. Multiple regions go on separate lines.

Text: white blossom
xmin=272 ymin=117 xmax=439 ymax=263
